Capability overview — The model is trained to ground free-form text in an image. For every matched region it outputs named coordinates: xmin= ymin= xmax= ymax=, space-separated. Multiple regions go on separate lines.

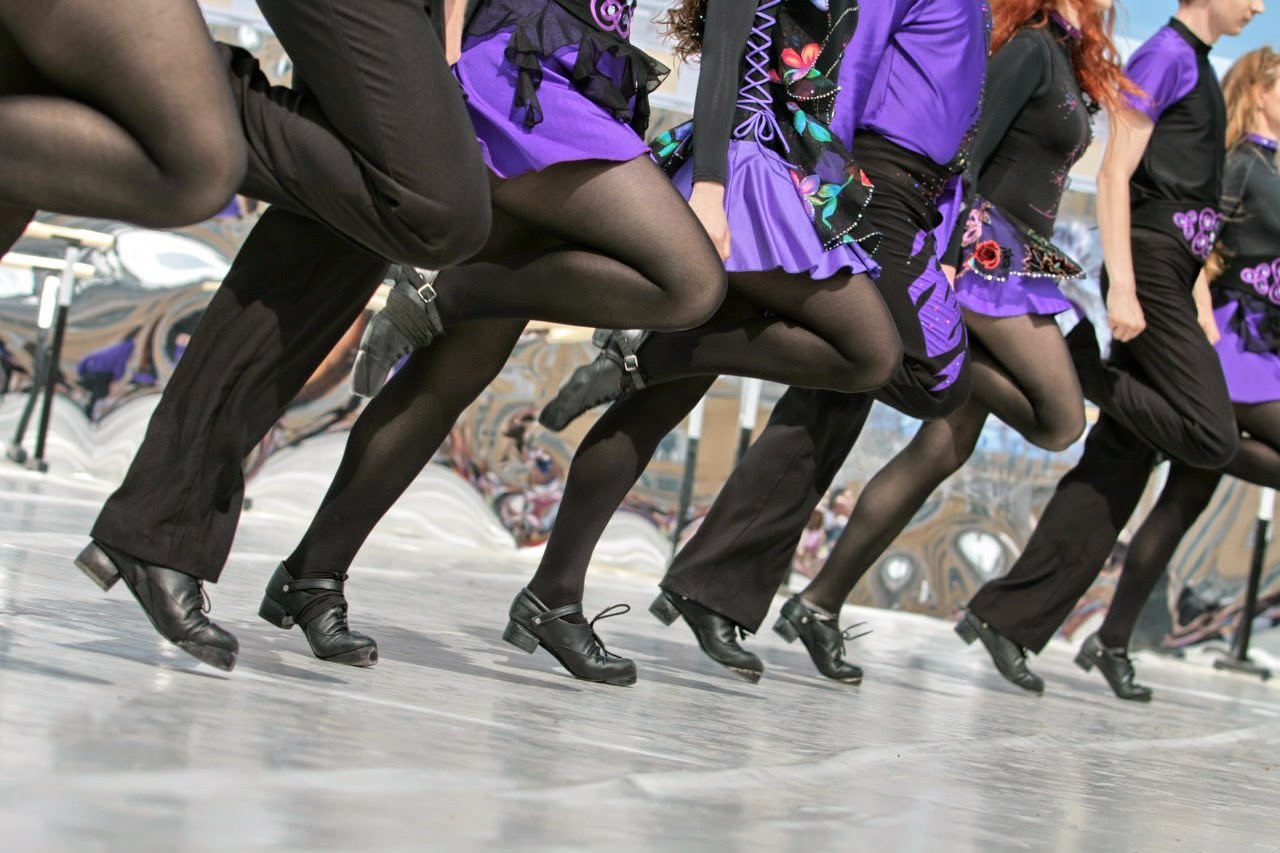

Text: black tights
xmin=523 ymin=270 xmax=903 ymax=609
xmin=0 ymin=0 xmax=245 ymax=247
xmin=1098 ymin=400 xmax=1280 ymax=647
xmin=800 ymin=310 xmax=1085 ymax=613
xmin=288 ymin=205 xmax=902 ymax=608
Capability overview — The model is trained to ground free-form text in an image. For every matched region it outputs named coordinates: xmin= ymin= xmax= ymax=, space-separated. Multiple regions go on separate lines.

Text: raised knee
xmin=1033 ymin=410 xmax=1086 ymax=453
xmin=421 ymin=195 xmax=492 ymax=268
xmin=1193 ymin=426 xmax=1239 ymax=471
xmin=664 ymin=261 xmax=727 ymax=331
xmin=864 ymin=339 xmax=902 ymax=389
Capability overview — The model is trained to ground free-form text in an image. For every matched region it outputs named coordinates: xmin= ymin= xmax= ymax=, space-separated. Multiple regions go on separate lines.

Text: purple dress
xmin=652 ymin=0 xmax=877 ymax=282
xmin=950 ymin=15 xmax=1090 ymax=318
xmin=455 ymin=0 xmax=665 ymax=178
xmin=1211 ymin=135 xmax=1280 ymax=404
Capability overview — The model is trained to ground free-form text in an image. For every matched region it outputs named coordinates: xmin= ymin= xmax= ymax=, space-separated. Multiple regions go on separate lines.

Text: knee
xmin=1030 ymin=407 xmax=1086 ymax=453
xmin=142 ymin=136 xmax=248 ymax=227
xmin=661 ymin=258 xmax=728 ymax=331
xmin=858 ymin=336 xmax=903 ymax=391
xmin=1189 ymin=424 xmax=1239 ymax=470
xmin=404 ymin=192 xmax=493 ymax=269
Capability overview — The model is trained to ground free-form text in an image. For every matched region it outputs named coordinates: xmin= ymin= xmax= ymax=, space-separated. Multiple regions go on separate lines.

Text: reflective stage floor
xmin=2 ymin=466 xmax=1280 ymax=852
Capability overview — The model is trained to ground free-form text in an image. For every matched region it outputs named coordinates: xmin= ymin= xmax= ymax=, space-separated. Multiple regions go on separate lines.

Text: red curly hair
xmin=991 ymin=0 xmax=1141 ymax=114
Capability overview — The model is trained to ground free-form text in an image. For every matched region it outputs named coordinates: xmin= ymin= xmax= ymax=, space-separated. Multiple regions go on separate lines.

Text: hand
xmin=1106 ymin=286 xmax=1146 ymax=343
xmin=689 ymin=182 xmax=731 ymax=261
xmin=1191 ymin=270 xmax=1219 ymax=346
xmin=940 ymin=263 xmax=957 ymax=288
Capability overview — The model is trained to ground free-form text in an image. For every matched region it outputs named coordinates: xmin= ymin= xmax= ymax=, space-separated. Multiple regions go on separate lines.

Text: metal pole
xmin=7 ymin=274 xmax=60 ymax=465
xmin=29 ymin=247 xmax=77 ymax=472
xmin=672 ymin=397 xmax=706 ymax=554
xmin=1214 ymin=487 xmax=1273 ymax=680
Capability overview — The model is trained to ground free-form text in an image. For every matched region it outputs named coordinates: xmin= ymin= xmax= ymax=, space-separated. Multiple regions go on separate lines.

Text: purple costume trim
xmin=1123 ymin=24 xmax=1198 ymax=123
xmin=1171 ymin=206 xmax=1221 ymax=262
xmin=1246 ymin=133 xmax=1279 ymax=152
xmin=1214 ymin=298 xmax=1280 ymax=404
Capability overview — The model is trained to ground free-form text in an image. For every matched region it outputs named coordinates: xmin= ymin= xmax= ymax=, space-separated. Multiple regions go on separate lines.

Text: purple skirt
xmin=952 ymin=198 xmax=1078 ymax=317
xmin=671 ymin=140 xmax=879 ymax=282
xmin=455 ymin=31 xmax=649 ymax=179
xmin=954 ymin=270 xmax=1073 ymax=317
xmin=1214 ymin=298 xmax=1280 ymax=404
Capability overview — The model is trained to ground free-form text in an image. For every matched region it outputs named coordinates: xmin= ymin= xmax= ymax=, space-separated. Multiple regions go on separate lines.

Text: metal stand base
xmin=1213 ymin=655 xmax=1272 ymax=681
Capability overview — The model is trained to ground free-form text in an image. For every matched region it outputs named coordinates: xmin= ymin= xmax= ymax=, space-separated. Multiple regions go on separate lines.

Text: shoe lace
xmin=838 ymin=621 xmax=872 ymax=658
xmin=588 ymin=603 xmax=631 ymax=658
xmin=198 ymin=582 xmax=211 ymax=614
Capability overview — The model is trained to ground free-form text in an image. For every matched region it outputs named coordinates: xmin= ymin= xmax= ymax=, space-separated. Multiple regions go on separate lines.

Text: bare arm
xmin=1096 ymin=107 xmax=1155 ymax=342
xmin=444 ymin=0 xmax=467 ymax=64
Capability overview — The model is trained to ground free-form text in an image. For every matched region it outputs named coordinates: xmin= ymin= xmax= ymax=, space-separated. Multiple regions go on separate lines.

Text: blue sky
xmin=1118 ymin=3 xmax=1278 ymax=59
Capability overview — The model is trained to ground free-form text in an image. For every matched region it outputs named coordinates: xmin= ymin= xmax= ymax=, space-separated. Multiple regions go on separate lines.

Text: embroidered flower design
xmin=652 ymin=121 xmax=691 ymax=159
xmin=781 ymin=42 xmax=822 ymax=83
xmin=972 ymin=240 xmax=1003 ymax=270
xmin=960 ymin=202 xmax=993 ymax=247
xmin=787 ymin=103 xmax=833 ymax=142
xmin=792 ymin=167 xmax=852 ymax=229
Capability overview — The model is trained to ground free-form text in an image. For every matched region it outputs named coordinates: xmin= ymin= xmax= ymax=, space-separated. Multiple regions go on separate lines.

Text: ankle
xmin=525 ymin=579 xmax=587 ymax=624
xmin=799 ymin=593 xmax=840 ymax=619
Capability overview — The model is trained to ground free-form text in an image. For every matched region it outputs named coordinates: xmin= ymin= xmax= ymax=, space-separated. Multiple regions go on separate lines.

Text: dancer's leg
xmin=964 ymin=311 xmax=1085 ymax=452
xmin=1224 ymin=401 xmax=1280 ymax=489
xmin=427 ymin=157 xmax=726 ymax=332
xmin=0 ymin=0 xmax=245 ymax=225
xmin=1075 ymin=231 xmax=1237 ymax=468
xmin=1096 ymin=462 xmax=1222 ymax=648
xmin=527 ymin=379 xmax=715 ymax=609
xmin=800 ymin=400 xmax=989 ymax=612
xmin=637 ymin=272 xmax=901 ymax=392
xmin=229 ymin=0 xmax=491 ymax=268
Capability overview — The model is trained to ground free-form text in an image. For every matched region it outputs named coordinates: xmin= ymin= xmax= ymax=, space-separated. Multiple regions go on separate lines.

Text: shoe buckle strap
xmin=531 ymin=601 xmax=584 ymax=626
xmin=282 ymin=576 xmax=345 ymax=593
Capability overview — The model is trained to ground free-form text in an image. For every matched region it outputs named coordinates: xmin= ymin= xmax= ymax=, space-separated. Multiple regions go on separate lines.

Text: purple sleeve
xmin=1123 ymin=31 xmax=1197 ymax=123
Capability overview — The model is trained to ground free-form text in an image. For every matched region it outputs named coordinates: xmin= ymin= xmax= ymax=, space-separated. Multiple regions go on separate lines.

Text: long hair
xmin=990 ymin=0 xmax=1140 ymax=114
xmin=1221 ymin=47 xmax=1280 ymax=152
xmin=1206 ymin=47 xmax=1280 ymax=280
xmin=656 ymin=0 xmax=707 ymax=64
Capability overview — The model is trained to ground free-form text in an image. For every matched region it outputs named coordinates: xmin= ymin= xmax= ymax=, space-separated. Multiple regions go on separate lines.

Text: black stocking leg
xmin=1097 ymin=463 xmax=1222 ymax=648
xmin=526 ymin=378 xmax=715 ymax=610
xmin=964 ymin=309 xmax=1085 ymax=452
xmin=283 ymin=318 xmax=528 ymax=590
xmin=0 ymin=0 xmax=244 ymax=225
xmin=1225 ymin=401 xmax=1280 ymax=489
xmin=430 ymin=157 xmax=726 ymax=332
xmin=639 ymin=271 xmax=901 ymax=392
xmin=800 ymin=398 xmax=990 ymax=613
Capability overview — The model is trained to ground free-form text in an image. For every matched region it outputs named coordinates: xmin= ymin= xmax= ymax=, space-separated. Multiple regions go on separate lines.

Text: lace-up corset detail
xmin=734 ymin=0 xmax=786 ymax=149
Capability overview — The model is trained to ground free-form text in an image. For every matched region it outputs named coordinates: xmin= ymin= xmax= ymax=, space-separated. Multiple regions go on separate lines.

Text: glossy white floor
xmin=2 ymin=436 xmax=1280 ymax=851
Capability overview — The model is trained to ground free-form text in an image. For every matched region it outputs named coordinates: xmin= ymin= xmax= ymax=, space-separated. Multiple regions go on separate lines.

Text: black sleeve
xmin=690 ymin=0 xmax=757 ymax=184
xmin=1219 ymin=147 xmax=1255 ymax=221
xmin=943 ymin=28 xmax=1052 ymax=266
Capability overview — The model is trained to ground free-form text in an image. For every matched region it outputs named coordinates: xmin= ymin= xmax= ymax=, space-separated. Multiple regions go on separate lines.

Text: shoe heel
xmin=258 ymin=595 xmax=294 ymax=630
xmin=954 ymin=616 xmax=978 ymax=645
xmin=772 ymin=615 xmax=800 ymax=643
xmin=503 ymin=619 xmax=540 ymax=653
xmin=74 ymin=543 xmax=120 ymax=592
xmin=649 ymin=592 xmax=680 ymax=626
xmin=1074 ymin=650 xmax=1095 ymax=672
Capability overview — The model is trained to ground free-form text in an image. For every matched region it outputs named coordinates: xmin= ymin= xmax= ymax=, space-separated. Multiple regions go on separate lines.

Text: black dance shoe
xmin=649 ymin=589 xmax=764 ymax=683
xmin=955 ymin=610 xmax=1044 ymax=695
xmin=772 ymin=595 xmax=867 ymax=684
xmin=74 ymin=541 xmax=239 ymax=671
xmin=1074 ymin=633 xmax=1153 ymax=702
xmin=258 ymin=564 xmax=378 ymax=667
xmin=538 ymin=329 xmax=650 ymax=431
xmin=351 ymin=266 xmax=445 ymax=397
xmin=503 ymin=588 xmax=636 ymax=685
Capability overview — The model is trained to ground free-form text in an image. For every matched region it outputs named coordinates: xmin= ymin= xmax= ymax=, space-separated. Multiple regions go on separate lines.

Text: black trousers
xmin=662 ymin=143 xmax=972 ymax=632
xmin=91 ymin=0 xmax=490 ymax=581
xmin=969 ymin=229 xmax=1237 ymax=652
